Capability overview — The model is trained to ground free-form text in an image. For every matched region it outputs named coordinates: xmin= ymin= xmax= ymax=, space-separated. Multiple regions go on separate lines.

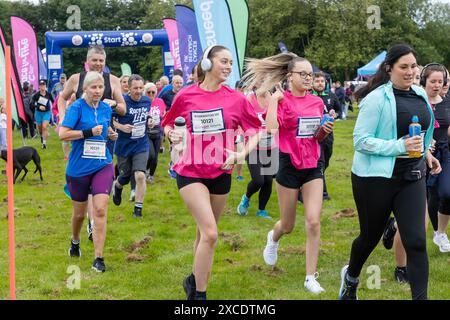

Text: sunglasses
xmin=147 ymin=91 xmax=156 ymax=94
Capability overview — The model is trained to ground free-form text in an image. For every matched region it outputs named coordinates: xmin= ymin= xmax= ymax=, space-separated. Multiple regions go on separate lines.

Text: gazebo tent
xmin=357 ymin=51 xmax=387 ymax=77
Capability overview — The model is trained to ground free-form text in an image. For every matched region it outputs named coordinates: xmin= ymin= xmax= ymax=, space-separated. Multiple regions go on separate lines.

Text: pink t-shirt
xmin=150 ymin=98 xmax=166 ymax=126
xmin=162 ymin=84 xmax=262 ymax=179
xmin=277 ymin=91 xmax=324 ymax=170
xmin=248 ymin=93 xmax=278 ymax=150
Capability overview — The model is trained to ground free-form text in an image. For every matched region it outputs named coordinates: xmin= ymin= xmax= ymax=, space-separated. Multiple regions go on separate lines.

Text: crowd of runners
xmin=7 ymin=41 xmax=446 ymax=301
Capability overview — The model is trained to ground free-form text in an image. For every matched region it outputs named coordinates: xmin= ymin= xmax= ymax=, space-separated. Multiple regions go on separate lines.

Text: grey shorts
xmin=117 ymin=151 xmax=149 ymax=178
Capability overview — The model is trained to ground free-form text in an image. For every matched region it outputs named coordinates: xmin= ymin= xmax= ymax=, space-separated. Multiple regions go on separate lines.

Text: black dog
xmin=0 ymin=146 xmax=43 ymax=183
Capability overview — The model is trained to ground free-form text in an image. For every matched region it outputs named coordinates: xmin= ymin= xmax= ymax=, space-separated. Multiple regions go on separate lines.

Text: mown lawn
xmin=0 ymin=113 xmax=449 ymax=300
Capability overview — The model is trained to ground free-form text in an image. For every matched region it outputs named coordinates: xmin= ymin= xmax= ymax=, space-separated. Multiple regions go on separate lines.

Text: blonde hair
xmin=242 ymin=52 xmax=308 ymax=95
xmin=81 ymin=71 xmax=104 ymax=99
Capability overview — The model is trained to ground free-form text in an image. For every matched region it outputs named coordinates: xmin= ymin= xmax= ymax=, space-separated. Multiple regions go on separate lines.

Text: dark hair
xmin=235 ymin=80 xmax=244 ymax=89
xmin=422 ymin=64 xmax=447 ymax=86
xmin=128 ymin=74 xmax=144 ymax=87
xmin=173 ymin=69 xmax=183 ymax=77
xmin=205 ymin=45 xmax=229 ymax=61
xmin=355 ymin=44 xmax=417 ymax=101
xmin=313 ymin=71 xmax=326 ymax=80
xmin=22 ymin=81 xmax=29 ymax=92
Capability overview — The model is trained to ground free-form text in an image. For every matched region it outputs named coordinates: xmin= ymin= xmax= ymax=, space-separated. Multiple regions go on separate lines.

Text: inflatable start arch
xmin=45 ymin=29 xmax=172 ymax=87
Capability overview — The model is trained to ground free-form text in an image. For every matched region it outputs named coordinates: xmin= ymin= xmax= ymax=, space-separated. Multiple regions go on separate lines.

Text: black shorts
xmin=176 ymin=173 xmax=232 ymax=195
xmin=276 ymin=151 xmax=323 ymax=189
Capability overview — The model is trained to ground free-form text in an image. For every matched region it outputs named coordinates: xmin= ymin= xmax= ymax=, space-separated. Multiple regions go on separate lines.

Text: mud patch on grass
xmin=330 ymin=208 xmax=356 ymax=220
xmin=220 ymin=232 xmax=244 ymax=251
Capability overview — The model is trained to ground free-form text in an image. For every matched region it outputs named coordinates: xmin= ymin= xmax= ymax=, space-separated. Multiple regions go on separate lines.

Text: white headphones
xmin=200 ymin=45 xmax=216 ymax=72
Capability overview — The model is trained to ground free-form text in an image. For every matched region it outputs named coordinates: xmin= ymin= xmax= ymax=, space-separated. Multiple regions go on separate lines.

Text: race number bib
xmin=191 ymin=109 xmax=226 ymax=134
xmin=37 ymin=96 xmax=49 ymax=106
xmin=297 ymin=117 xmax=321 ymax=138
xmin=83 ymin=140 xmax=106 ymax=159
xmin=131 ymin=121 xmax=146 ymax=139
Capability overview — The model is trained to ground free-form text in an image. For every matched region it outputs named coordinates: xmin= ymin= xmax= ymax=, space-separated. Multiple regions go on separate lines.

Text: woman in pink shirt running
xmin=162 ymin=45 xmax=261 ymax=300
xmin=243 ymin=52 xmax=334 ymax=294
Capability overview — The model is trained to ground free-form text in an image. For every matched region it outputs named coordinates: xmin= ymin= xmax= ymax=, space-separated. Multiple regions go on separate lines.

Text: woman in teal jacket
xmin=339 ymin=44 xmax=441 ymax=300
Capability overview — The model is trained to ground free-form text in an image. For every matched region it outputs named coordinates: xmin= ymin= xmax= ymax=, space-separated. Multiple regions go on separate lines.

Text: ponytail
xmin=242 ymin=52 xmax=307 ymax=95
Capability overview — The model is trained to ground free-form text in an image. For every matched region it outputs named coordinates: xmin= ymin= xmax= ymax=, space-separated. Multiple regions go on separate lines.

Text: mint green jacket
xmin=352 ymin=82 xmax=435 ymax=178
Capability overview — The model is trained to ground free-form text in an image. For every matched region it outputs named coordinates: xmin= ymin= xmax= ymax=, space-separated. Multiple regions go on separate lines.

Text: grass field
xmin=0 ymin=114 xmax=449 ymax=300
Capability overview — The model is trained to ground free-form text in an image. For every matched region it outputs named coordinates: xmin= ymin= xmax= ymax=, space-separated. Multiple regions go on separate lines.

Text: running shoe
xmin=263 ymin=230 xmax=278 ymax=266
xmin=129 ymin=189 xmax=136 ymax=202
xmin=323 ymin=192 xmax=331 ymax=201
xmin=394 ymin=267 xmax=409 ymax=284
xmin=146 ymin=175 xmax=154 ymax=184
xmin=256 ymin=210 xmax=272 ymax=219
xmin=168 ymin=168 xmax=177 ymax=179
xmin=339 ymin=265 xmax=358 ymax=300
xmin=237 ymin=194 xmax=250 ymax=216
xmin=433 ymin=232 xmax=450 ymax=253
xmin=382 ymin=217 xmax=396 ymax=250
xmin=237 ymin=175 xmax=244 ymax=181
xmin=304 ymin=273 xmax=325 ymax=294
xmin=87 ymin=220 xmax=93 ymax=241
xmin=112 ymin=180 xmax=122 ymax=206
xmin=42 ymin=143 xmax=46 ymax=149
xmin=92 ymin=257 xmax=106 ymax=273
xmin=183 ymin=274 xmax=196 ymax=300
xmin=68 ymin=240 xmax=81 ymax=257
xmin=133 ymin=209 xmax=143 ymax=218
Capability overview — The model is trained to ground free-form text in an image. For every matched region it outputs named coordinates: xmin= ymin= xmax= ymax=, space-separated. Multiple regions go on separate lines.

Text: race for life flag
xmin=163 ymin=18 xmax=181 ymax=71
xmin=225 ymin=0 xmax=249 ymax=75
xmin=10 ymin=16 xmax=39 ymax=90
xmin=193 ymin=0 xmax=241 ymax=87
xmin=0 ymin=25 xmax=25 ymax=124
xmin=175 ymin=5 xmax=203 ymax=83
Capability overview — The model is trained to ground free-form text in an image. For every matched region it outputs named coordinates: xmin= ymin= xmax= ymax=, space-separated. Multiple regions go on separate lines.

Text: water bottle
xmin=170 ymin=117 xmax=186 ymax=165
xmin=408 ymin=115 xmax=422 ymax=158
xmin=173 ymin=117 xmax=186 ymax=152
xmin=314 ymin=114 xmax=334 ymax=141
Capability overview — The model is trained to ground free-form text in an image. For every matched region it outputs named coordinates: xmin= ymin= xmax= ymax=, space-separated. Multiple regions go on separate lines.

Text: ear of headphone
xmin=420 ymin=62 xmax=448 ymax=87
xmin=200 ymin=45 xmax=216 ymax=72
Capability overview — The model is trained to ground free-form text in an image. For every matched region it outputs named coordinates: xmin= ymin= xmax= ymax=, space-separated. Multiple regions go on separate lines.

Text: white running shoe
xmin=304 ymin=273 xmax=325 ymax=294
xmin=129 ymin=189 xmax=136 ymax=202
xmin=263 ymin=230 xmax=279 ymax=266
xmin=433 ymin=232 xmax=450 ymax=253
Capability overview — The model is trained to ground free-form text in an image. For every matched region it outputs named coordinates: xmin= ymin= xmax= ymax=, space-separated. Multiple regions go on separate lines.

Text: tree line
xmin=0 ymin=0 xmax=448 ymax=82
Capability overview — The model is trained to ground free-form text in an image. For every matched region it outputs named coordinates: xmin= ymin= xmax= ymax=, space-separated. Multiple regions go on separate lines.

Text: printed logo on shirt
xmin=150 ymin=107 xmax=161 ymax=125
xmin=191 ymin=109 xmax=226 ymax=135
xmin=297 ymin=117 xmax=321 ymax=138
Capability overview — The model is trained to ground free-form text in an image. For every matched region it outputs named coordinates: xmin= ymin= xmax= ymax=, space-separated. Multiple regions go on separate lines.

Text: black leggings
xmin=147 ymin=136 xmax=161 ymax=176
xmin=349 ymin=173 xmax=428 ymax=300
xmin=319 ymin=133 xmax=333 ymax=194
xmin=245 ymin=149 xmax=277 ymax=211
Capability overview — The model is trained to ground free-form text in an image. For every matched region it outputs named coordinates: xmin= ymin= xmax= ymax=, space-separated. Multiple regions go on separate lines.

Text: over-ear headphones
xmin=200 ymin=45 xmax=216 ymax=72
xmin=420 ymin=62 xmax=448 ymax=87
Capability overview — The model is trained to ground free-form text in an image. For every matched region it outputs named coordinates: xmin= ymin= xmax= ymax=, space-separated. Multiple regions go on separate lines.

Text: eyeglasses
xmin=291 ymin=71 xmax=313 ymax=79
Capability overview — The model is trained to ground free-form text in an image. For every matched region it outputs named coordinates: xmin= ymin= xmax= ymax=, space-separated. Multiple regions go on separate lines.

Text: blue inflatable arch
xmin=45 ymin=29 xmax=172 ymax=88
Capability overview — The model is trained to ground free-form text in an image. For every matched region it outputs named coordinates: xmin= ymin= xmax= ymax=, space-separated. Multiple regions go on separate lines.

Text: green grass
xmin=0 ymin=115 xmax=449 ymax=300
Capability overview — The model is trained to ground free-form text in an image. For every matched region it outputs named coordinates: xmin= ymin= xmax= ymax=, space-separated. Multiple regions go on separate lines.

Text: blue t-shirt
xmin=157 ymin=84 xmax=172 ymax=98
xmin=62 ymin=99 xmax=112 ymax=177
xmin=114 ymin=94 xmax=151 ymax=157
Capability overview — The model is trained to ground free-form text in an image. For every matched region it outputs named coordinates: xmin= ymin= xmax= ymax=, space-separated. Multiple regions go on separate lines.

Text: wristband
xmin=82 ymin=129 xmax=94 ymax=139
